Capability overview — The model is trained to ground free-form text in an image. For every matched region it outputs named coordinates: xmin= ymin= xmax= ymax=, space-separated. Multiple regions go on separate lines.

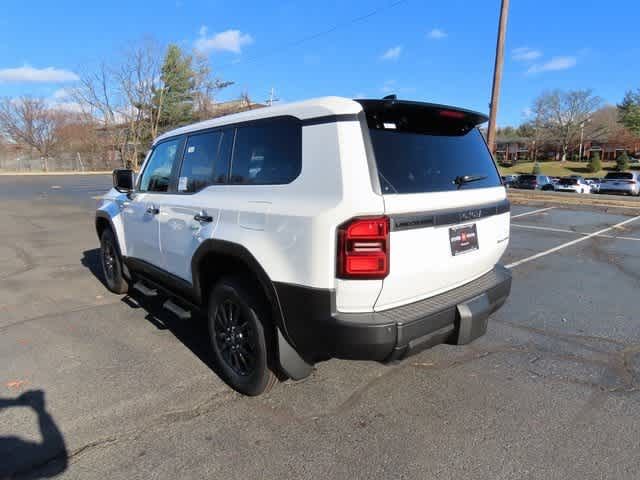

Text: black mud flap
xmin=455 ymin=293 xmax=490 ymax=345
xmin=277 ymin=329 xmax=313 ymax=380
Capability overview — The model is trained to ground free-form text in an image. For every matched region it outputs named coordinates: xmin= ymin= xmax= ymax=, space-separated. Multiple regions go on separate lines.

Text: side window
xmin=178 ymin=130 xmax=232 ymax=193
xmin=230 ymin=118 xmax=301 ymax=185
xmin=139 ymin=138 xmax=181 ymax=192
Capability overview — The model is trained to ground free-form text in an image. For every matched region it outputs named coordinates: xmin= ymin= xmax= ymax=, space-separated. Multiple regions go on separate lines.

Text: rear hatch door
xmin=358 ymin=100 xmax=510 ymax=311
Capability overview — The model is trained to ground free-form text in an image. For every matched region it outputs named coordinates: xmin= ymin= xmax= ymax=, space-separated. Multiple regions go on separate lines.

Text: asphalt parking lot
xmin=1 ymin=175 xmax=640 ymax=479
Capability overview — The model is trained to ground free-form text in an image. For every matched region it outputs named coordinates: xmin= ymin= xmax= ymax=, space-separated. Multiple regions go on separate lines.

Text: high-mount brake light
xmin=439 ymin=110 xmax=466 ymax=119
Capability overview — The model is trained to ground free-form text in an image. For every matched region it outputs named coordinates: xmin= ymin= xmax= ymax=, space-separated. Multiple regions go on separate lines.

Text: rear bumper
xmin=275 ymin=265 xmax=512 ymax=364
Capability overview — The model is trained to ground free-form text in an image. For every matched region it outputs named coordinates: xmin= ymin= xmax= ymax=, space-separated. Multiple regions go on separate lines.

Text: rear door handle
xmin=194 ymin=213 xmax=213 ymax=223
xmin=146 ymin=205 xmax=159 ymax=215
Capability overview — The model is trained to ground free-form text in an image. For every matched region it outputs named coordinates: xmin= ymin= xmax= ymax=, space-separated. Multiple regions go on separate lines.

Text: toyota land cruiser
xmin=95 ymin=96 xmax=512 ymax=396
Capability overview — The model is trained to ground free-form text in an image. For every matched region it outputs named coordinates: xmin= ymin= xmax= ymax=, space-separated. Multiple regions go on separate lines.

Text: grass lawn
xmin=498 ymin=161 xmax=627 ymax=178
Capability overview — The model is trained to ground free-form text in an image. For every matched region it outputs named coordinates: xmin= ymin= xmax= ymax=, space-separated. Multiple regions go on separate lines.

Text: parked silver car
xmin=585 ymin=177 xmax=601 ymax=193
xmin=598 ymin=172 xmax=640 ymax=196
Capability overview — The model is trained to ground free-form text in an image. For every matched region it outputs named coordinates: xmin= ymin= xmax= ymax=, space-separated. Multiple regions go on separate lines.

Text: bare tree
xmin=72 ymin=40 xmax=165 ymax=169
xmin=192 ymin=52 xmax=233 ymax=121
xmin=114 ymin=39 xmax=167 ymax=168
xmin=0 ymin=97 xmax=70 ymax=170
xmin=70 ymin=63 xmax=129 ymax=168
xmin=532 ymin=89 xmax=602 ymax=161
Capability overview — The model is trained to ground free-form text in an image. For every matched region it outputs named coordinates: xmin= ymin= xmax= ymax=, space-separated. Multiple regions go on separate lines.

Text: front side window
xmin=139 ymin=139 xmax=181 ymax=192
xmin=230 ymin=118 xmax=301 ymax=185
xmin=178 ymin=130 xmax=232 ymax=193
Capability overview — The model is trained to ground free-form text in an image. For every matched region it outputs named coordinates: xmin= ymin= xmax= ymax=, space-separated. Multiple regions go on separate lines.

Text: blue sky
xmin=1 ymin=0 xmax=638 ymax=126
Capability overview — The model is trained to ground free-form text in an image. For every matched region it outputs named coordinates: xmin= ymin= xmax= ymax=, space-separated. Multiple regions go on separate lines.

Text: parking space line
xmin=510 ymin=207 xmax=555 ymax=219
xmin=506 ymin=214 xmax=640 ymax=269
xmin=511 ymin=223 xmax=581 ymax=235
xmin=512 ymin=223 xmax=640 ymax=242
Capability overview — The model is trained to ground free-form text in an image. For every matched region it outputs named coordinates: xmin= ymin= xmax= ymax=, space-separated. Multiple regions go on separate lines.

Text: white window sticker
xmin=178 ymin=176 xmax=188 ymax=191
xmin=187 ymin=146 xmax=195 ymax=153
xmin=383 ymin=122 xmax=397 ymax=130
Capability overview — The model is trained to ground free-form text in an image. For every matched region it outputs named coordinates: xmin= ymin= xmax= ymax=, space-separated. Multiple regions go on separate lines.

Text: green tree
xmin=156 ymin=44 xmax=195 ymax=130
xmin=588 ymin=151 xmax=601 ymax=173
xmin=616 ymin=151 xmax=630 ymax=171
xmin=617 ymin=90 xmax=640 ymax=136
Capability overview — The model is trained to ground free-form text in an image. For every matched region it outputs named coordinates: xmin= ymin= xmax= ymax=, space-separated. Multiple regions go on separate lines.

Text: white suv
xmin=95 ymin=96 xmax=512 ymax=395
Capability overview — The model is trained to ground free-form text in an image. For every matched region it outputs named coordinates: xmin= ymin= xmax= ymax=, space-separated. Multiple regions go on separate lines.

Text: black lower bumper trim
xmin=275 ymin=265 xmax=512 ymax=364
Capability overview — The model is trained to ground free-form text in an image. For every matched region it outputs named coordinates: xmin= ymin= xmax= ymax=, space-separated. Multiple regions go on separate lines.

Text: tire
xmin=100 ymin=229 xmax=129 ymax=294
xmin=207 ymin=276 xmax=277 ymax=396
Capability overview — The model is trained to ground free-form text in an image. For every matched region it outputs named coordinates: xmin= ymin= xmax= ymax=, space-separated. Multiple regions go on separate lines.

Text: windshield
xmin=559 ymin=178 xmax=578 ymax=185
xmin=368 ymin=128 xmax=501 ymax=194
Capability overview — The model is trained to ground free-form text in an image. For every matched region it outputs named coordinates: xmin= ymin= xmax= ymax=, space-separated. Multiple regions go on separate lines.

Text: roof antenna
xmin=382 ymin=94 xmax=397 ymax=100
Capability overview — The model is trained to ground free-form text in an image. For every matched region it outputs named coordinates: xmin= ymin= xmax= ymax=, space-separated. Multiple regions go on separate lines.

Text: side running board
xmin=163 ymin=299 xmax=191 ymax=320
xmin=133 ymin=281 xmax=158 ymax=297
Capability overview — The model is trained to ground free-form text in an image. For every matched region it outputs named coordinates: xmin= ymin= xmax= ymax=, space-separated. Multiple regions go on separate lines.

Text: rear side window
xmin=178 ymin=129 xmax=232 ymax=193
xmin=139 ymin=138 xmax=181 ymax=192
xmin=230 ymin=118 xmax=301 ymax=185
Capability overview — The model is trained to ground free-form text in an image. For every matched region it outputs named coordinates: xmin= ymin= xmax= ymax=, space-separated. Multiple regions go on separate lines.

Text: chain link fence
xmin=0 ymin=150 xmax=124 ymax=172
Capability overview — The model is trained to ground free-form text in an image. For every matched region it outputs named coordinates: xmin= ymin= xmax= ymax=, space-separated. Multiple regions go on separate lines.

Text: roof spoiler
xmin=355 ymin=98 xmax=488 ymax=135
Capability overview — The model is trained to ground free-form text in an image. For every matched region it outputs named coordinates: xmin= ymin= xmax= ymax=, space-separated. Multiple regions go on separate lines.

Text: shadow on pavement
xmin=0 ymin=390 xmax=68 ymax=479
xmin=81 ymin=248 xmax=107 ymax=288
xmin=120 ymin=292 xmax=221 ymax=374
xmin=81 ymin=248 xmax=221 ymax=374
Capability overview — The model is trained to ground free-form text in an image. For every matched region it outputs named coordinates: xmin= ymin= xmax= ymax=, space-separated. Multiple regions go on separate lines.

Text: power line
xmin=218 ymin=0 xmax=409 ymax=69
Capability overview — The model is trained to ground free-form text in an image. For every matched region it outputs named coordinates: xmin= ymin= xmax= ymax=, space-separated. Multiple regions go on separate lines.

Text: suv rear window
xmin=559 ymin=178 xmax=577 ymax=185
xmin=518 ymin=175 xmax=536 ymax=182
xmin=604 ymin=172 xmax=633 ymax=180
xmin=360 ymin=101 xmax=501 ymax=194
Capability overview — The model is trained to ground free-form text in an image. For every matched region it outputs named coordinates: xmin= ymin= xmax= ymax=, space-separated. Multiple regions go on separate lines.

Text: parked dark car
xmin=501 ymin=174 xmax=518 ymax=188
xmin=513 ymin=174 xmax=555 ymax=191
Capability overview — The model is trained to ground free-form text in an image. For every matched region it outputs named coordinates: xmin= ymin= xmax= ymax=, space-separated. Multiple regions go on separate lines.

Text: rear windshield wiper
xmin=453 ymin=174 xmax=487 ymax=189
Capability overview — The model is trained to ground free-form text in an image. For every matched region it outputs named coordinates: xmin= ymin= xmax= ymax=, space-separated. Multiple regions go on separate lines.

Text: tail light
xmin=337 ymin=217 xmax=390 ymax=279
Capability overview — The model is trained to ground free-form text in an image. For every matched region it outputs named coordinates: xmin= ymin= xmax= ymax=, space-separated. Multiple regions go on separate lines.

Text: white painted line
xmin=512 ymin=223 xmax=640 ymax=242
xmin=510 ymin=207 xmax=555 ymax=219
xmin=506 ymin=214 xmax=640 ymax=269
xmin=599 ymin=234 xmax=640 ymax=242
xmin=511 ymin=223 xmax=581 ymax=235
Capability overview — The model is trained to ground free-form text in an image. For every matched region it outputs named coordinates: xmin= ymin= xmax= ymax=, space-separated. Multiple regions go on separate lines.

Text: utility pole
xmin=486 ymin=0 xmax=510 ymax=154
xmin=578 ymin=119 xmax=590 ymax=161
xmin=266 ymin=87 xmax=280 ymax=107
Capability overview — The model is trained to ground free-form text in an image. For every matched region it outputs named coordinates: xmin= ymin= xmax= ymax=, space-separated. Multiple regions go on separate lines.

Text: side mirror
xmin=113 ymin=168 xmax=135 ymax=193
